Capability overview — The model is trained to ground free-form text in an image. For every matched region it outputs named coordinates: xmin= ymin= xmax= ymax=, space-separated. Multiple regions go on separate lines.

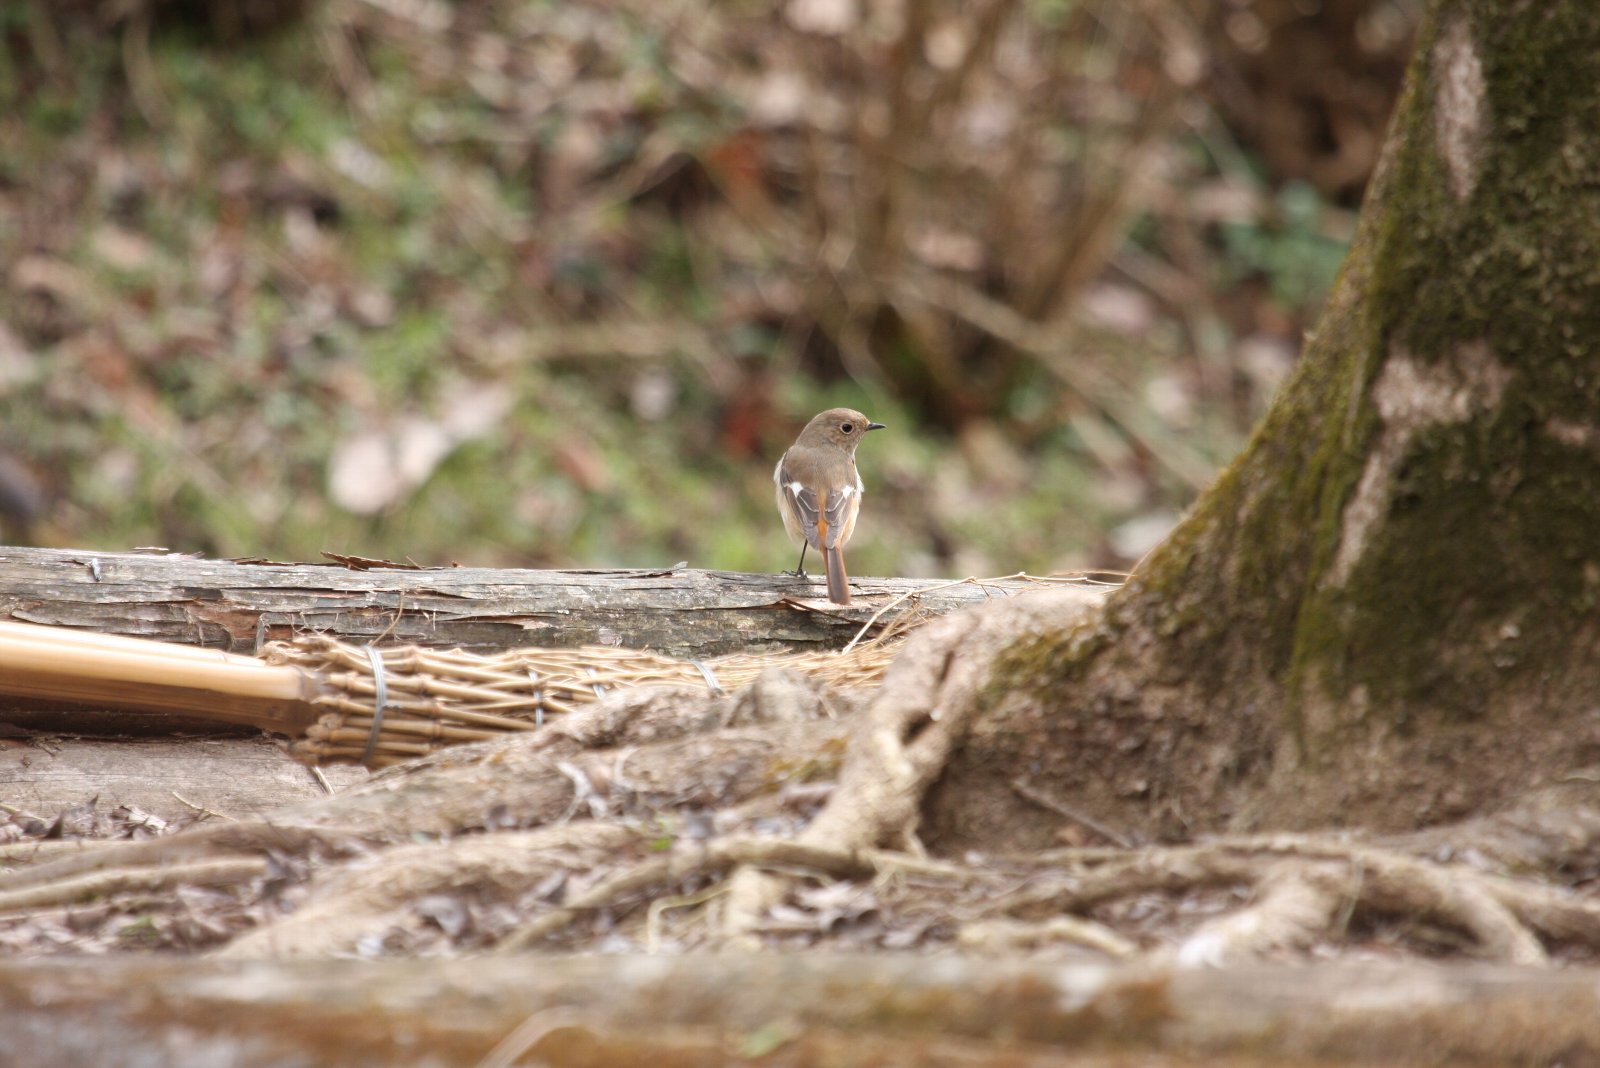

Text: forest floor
xmin=4 ymin=584 xmax=1598 ymax=973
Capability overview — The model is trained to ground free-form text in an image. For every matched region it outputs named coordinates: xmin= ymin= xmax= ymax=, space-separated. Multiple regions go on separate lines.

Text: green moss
xmin=1370 ymin=6 xmax=1600 ymax=374
xmin=1286 ymin=1 xmax=1600 ymax=720
xmin=763 ymin=733 xmax=848 ymax=787
xmin=988 ymin=626 xmax=1095 ymax=698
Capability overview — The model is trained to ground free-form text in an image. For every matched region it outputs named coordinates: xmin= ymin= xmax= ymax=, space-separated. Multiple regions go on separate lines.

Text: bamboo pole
xmin=0 ymin=621 xmax=277 ymax=667
xmin=0 ymin=621 xmax=318 ymax=733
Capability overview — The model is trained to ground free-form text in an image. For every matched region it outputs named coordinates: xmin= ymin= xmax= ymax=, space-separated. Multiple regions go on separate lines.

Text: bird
xmin=773 ymin=407 xmax=885 ymax=605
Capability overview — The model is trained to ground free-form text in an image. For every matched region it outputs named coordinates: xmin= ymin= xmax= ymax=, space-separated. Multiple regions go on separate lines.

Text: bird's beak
xmin=866 ymin=422 xmax=886 ymax=431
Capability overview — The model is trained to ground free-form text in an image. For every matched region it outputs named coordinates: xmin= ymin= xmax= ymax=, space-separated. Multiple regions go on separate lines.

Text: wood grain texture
xmin=0 ymin=547 xmax=1093 ymax=658
xmin=0 ymin=954 xmax=1595 ymax=1066
xmin=0 ymin=736 xmax=367 ymax=820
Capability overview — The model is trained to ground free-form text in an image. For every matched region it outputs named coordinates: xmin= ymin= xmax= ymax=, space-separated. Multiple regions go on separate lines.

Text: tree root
xmin=1004 ymin=833 xmax=1583 ymax=965
xmin=3 ymin=615 xmax=1599 ymax=966
xmin=0 ymin=821 xmax=345 ymax=895
xmin=0 ymin=856 xmax=268 ymax=913
xmin=723 ymin=589 xmax=1104 ymax=940
xmin=0 ymin=679 xmax=857 ymax=956
xmin=0 ymin=837 xmax=121 ymax=865
xmin=0 ymin=680 xmax=846 ymax=888
xmin=956 ymin=915 xmax=1139 ymax=959
xmin=480 ymin=818 xmax=1596 ymax=965
xmin=218 ymin=823 xmax=643 ymax=958
xmin=497 ymin=836 xmax=881 ymax=953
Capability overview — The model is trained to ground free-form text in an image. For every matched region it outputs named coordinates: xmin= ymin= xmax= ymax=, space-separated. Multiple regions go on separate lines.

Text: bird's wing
xmin=777 ymin=457 xmax=824 ymax=548
xmin=820 ymin=483 xmax=858 ymax=549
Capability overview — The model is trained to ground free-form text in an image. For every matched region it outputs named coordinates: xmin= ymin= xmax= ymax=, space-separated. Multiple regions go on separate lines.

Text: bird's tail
xmin=824 ymin=544 xmax=851 ymax=605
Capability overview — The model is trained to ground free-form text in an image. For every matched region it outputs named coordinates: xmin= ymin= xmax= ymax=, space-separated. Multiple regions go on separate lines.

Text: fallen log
xmin=0 ymin=735 xmax=367 ymax=823
xmin=0 ymin=954 xmax=1595 ymax=1067
xmin=0 ymin=546 xmax=1111 ymax=657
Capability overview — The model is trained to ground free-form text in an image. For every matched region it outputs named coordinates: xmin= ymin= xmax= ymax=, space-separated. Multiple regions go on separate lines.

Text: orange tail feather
xmin=824 ymin=545 xmax=850 ymax=605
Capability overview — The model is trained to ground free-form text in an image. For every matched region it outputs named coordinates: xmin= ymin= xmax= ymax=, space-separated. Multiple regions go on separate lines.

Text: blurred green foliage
xmin=1221 ymin=181 xmax=1351 ymax=309
xmin=0 ymin=0 xmax=1369 ymax=575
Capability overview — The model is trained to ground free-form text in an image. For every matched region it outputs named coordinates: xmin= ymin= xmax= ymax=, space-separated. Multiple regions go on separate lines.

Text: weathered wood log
xmin=0 ymin=546 xmax=1105 ymax=657
xmin=0 ymin=736 xmax=367 ymax=822
xmin=0 ymin=955 xmax=1595 ymax=1067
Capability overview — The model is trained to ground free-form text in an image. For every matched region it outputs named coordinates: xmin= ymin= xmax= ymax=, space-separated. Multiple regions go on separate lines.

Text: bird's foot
xmin=783 ymin=568 xmax=810 ymax=579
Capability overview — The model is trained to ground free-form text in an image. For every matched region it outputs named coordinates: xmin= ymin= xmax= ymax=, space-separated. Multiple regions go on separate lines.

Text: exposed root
xmin=219 ymin=823 xmax=643 ymax=958
xmin=7 ymin=781 xmax=1598 ymax=964
xmin=1477 ymin=873 xmax=1600 ymax=947
xmin=724 ymin=589 xmax=1103 ymax=940
xmin=0 ymin=822 xmax=343 ymax=895
xmin=0 ymin=857 xmax=268 ymax=912
xmin=0 ymin=682 xmax=848 ymax=906
xmin=1008 ymin=833 xmax=1557 ymax=965
xmin=1333 ymin=844 xmax=1547 ymax=965
xmin=0 ymin=838 xmax=121 ymax=865
xmin=1169 ymin=860 xmax=1350 ymax=966
xmin=496 ymin=836 xmax=975 ymax=953
xmin=1172 ymin=837 xmax=1552 ymax=964
xmin=806 ymin=591 xmax=1100 ymax=852
xmin=957 ymin=915 xmax=1138 ymax=959
xmin=4 ymin=624 xmax=1599 ymax=967
xmin=499 ymin=836 xmax=873 ymax=953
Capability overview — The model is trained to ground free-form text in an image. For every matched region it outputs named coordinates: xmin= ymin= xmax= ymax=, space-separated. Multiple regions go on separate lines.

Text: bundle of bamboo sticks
xmin=0 ymin=620 xmax=897 ymax=768
xmin=268 ymin=635 xmax=894 ymax=766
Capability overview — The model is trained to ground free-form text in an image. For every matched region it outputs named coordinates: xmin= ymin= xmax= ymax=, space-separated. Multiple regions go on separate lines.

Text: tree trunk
xmin=934 ymin=0 xmax=1600 ymax=848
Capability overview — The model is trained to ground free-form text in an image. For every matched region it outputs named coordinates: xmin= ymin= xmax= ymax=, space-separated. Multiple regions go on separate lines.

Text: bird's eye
xmin=841 ymin=423 xmax=854 ymax=433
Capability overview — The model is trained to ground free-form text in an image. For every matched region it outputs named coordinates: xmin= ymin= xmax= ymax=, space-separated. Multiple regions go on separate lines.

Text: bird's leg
xmin=784 ymin=543 xmax=809 ymax=579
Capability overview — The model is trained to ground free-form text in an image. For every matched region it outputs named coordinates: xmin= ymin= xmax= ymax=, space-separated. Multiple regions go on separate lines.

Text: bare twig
xmin=171 ymin=792 xmax=235 ymax=822
xmin=1011 ymin=777 xmax=1135 ymax=849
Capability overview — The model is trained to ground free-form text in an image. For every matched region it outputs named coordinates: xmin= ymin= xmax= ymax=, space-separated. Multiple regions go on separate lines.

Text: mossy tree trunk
xmin=932 ymin=0 xmax=1600 ymax=847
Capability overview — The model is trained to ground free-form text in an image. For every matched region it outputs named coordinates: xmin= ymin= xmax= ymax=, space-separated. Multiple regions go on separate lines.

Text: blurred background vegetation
xmin=0 ymin=0 xmax=1417 ymax=576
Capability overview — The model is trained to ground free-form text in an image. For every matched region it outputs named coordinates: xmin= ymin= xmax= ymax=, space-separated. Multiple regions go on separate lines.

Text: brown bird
xmin=773 ymin=407 xmax=885 ymax=605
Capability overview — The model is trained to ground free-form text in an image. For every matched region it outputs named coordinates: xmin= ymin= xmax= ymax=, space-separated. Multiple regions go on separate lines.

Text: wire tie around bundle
xmin=527 ymin=669 xmax=544 ymax=728
xmin=361 ymin=645 xmax=390 ymax=766
xmin=690 ymin=659 xmax=724 ymax=696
